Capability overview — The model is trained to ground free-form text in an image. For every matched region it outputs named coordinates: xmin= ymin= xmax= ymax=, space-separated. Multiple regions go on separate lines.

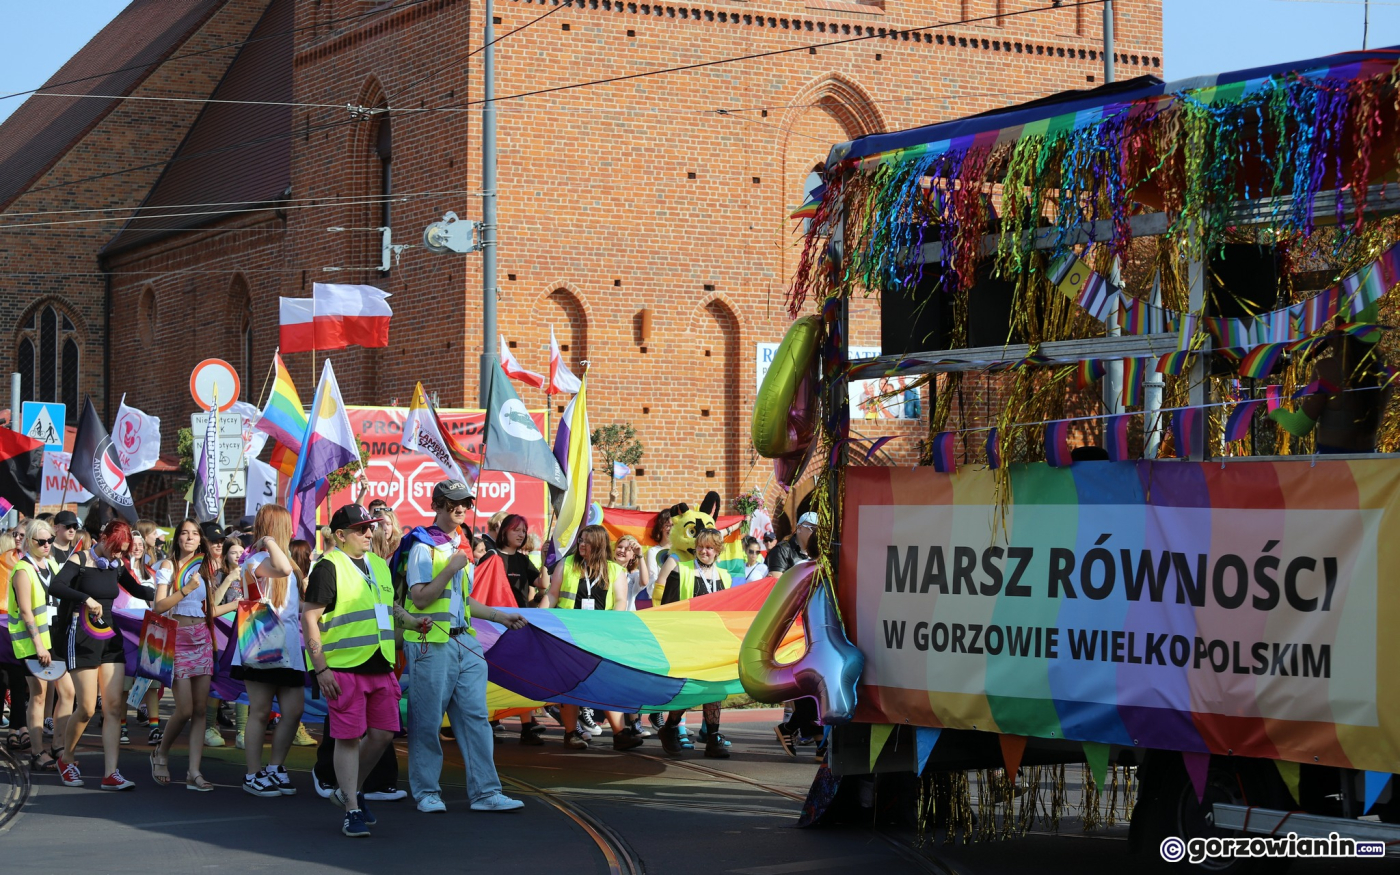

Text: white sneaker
xmin=364 ymin=787 xmax=407 ymax=801
xmin=312 ymin=765 xmax=336 ymax=799
xmin=417 ymin=792 xmax=447 ymax=813
xmin=470 ymin=792 xmax=524 ymax=812
xmin=204 ymin=727 xmax=225 ymax=748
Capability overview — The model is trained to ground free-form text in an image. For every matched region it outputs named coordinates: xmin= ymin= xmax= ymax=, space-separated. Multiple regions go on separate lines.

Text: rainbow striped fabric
xmin=840 ymin=462 xmax=1400 ymax=774
xmin=1075 ymin=358 xmax=1106 ymax=390
xmin=600 ymin=506 xmax=748 ymax=579
xmin=1171 ymin=408 xmax=1200 ymax=458
xmin=985 ymin=428 xmax=1001 ymax=470
xmin=1104 ymin=414 xmax=1132 ymax=462
xmin=1121 ymin=357 xmax=1146 ymax=407
xmin=1224 ymin=400 xmax=1264 ymax=443
xmin=930 ymin=432 xmax=957 ymax=473
xmin=255 ymin=353 xmax=308 ymax=476
xmin=1043 ymin=421 xmax=1072 ymax=468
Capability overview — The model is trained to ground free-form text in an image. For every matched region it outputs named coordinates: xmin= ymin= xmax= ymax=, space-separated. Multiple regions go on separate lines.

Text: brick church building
xmin=0 ymin=0 xmax=1162 ymax=519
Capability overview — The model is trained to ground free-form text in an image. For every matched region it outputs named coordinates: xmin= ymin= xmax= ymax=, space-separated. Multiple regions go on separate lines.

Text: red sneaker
xmin=59 ymin=758 xmax=84 ymax=787
xmin=101 ymin=770 xmax=135 ymax=791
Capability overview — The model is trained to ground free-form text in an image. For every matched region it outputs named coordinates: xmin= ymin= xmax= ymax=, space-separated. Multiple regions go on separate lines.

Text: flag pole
xmin=542 ymin=383 xmax=552 ymax=543
xmin=255 ymin=349 xmax=278 ymax=410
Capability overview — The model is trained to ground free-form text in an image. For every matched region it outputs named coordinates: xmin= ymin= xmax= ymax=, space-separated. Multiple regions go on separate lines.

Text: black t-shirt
xmin=305 ymin=555 xmax=392 ymax=674
xmin=660 ymin=563 xmax=725 ymax=605
xmin=486 ymin=550 xmax=540 ymax=608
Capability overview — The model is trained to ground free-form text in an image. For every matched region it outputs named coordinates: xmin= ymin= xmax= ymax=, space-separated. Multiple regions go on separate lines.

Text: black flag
xmin=0 ymin=428 xmax=43 ymax=516
xmin=70 ymin=397 xmax=137 ymax=523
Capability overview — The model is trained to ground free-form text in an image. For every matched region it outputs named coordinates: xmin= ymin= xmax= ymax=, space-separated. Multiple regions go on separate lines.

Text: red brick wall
xmin=60 ymin=0 xmax=1162 ymax=518
xmin=0 ymin=0 xmax=271 ymax=427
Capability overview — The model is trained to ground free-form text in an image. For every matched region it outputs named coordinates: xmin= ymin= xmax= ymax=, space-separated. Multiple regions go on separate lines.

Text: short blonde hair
xmin=23 ymin=518 xmax=54 ymax=548
xmin=695 ymin=528 xmax=724 ymax=552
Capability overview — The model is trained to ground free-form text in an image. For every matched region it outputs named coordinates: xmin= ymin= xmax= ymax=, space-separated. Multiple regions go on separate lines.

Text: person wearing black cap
xmin=302 ymin=503 xmax=442 ymax=837
xmin=400 ymin=480 xmax=527 ymax=814
xmin=50 ymin=510 xmax=80 ymax=565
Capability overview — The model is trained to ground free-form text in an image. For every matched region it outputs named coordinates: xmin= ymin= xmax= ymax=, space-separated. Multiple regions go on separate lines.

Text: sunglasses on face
xmin=746 ymin=549 xmax=762 ymax=555
xmin=31 ymin=537 xmax=55 ymax=547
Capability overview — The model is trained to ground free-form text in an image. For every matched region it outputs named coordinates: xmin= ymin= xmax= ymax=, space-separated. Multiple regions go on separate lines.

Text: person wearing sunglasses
xmin=7 ymin=518 xmax=75 ymax=774
xmin=741 ymin=536 xmax=769 ymax=583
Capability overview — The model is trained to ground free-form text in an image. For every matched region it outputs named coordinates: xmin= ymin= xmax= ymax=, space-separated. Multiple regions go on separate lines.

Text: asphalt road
xmin=0 ymin=709 xmax=1386 ymax=874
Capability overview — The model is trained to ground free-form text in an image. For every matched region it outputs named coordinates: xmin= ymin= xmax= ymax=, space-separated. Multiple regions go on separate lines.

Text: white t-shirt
xmin=231 ymin=551 xmax=306 ymax=670
xmin=744 ymin=562 xmax=770 ymax=583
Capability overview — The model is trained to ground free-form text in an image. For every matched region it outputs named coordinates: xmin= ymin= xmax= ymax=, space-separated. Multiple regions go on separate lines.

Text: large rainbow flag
xmin=841 ymin=460 xmax=1400 ymax=774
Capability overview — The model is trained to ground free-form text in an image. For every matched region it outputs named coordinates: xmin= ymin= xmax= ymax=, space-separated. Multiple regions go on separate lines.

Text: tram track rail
xmin=499 ymin=771 xmax=646 ymax=875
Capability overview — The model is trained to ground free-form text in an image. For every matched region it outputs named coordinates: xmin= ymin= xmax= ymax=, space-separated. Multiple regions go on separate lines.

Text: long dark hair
xmin=496 ymin=514 xmax=529 ymax=552
xmin=650 ymin=508 xmax=675 ymax=544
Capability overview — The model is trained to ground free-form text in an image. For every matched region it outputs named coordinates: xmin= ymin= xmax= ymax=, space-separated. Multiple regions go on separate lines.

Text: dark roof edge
xmin=0 ymin=0 xmax=230 ymax=213
xmin=100 ymin=189 xmax=290 ymax=260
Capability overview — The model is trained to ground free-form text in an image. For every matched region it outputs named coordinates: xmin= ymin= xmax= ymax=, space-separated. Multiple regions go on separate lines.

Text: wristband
xmin=316 ymin=666 xmax=332 ymax=676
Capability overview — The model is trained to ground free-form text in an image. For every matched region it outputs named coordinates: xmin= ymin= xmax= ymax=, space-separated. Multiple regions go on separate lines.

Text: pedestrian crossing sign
xmin=22 ymin=401 xmax=66 ymax=452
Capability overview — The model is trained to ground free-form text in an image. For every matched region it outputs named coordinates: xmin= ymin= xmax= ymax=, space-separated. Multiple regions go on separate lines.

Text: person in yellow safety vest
xmin=401 ymin=480 xmax=527 ymax=815
xmin=655 ymin=527 xmax=732 ymax=758
xmin=542 ymin=524 xmax=645 ymax=752
xmin=6 ymin=518 xmax=74 ymax=772
xmin=302 ymin=504 xmax=450 ymax=838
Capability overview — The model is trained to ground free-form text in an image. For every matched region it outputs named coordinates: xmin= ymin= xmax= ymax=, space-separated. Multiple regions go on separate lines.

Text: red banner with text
xmin=327 ymin=406 xmax=548 ymax=535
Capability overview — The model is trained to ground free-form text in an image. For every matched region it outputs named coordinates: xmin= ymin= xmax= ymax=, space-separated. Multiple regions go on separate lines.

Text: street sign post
xmin=192 ymin=412 xmax=247 ymax=498
xmin=21 ymin=401 xmax=65 ymax=452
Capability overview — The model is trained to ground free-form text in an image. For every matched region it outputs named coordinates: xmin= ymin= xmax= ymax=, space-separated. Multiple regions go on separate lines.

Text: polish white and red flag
xmin=548 ymin=326 xmax=581 ymax=396
xmin=499 ymin=335 xmax=546 ymax=389
xmin=279 ymin=284 xmax=392 ymax=353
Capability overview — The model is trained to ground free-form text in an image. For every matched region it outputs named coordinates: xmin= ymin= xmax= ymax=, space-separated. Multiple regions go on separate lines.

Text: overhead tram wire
xmin=0 ymin=189 xmax=475 ymax=221
xmin=0 ymin=0 xmax=437 ymax=105
xmin=3 ymin=1 xmax=1093 ymax=213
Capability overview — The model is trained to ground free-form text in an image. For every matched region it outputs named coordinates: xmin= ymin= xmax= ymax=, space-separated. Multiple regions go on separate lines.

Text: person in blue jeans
xmin=400 ymin=479 xmax=528 ymax=814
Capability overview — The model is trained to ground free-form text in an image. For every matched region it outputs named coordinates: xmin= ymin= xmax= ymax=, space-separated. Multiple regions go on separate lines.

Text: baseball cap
xmin=796 ymin=512 xmax=819 ymax=528
xmin=433 ymin=480 xmax=475 ymax=504
xmin=53 ymin=510 xmax=79 ymax=528
xmin=329 ymin=504 xmax=378 ymax=532
xmin=200 ymin=522 xmax=226 ymax=543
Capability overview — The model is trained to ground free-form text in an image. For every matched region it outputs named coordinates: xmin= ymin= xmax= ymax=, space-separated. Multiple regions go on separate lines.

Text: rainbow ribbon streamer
xmin=1172 ymin=408 xmax=1200 ymax=459
xmin=1075 ymin=358 xmax=1107 ymax=390
xmin=1104 ymin=414 xmax=1132 ymax=462
xmin=930 ymin=432 xmax=958 ymax=474
xmin=1121 ymin=357 xmax=1145 ymax=407
xmin=1155 ymin=350 xmax=1191 ymax=376
xmin=985 ymin=428 xmax=1001 ymax=470
xmin=1238 ymin=343 xmax=1287 ymax=379
xmin=1044 ymin=421 xmax=1072 ymax=468
xmin=1224 ymin=400 xmax=1265 ymax=443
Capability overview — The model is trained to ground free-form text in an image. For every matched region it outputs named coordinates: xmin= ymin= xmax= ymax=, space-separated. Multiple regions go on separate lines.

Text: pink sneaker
xmin=60 ymin=758 xmax=84 ymax=787
xmin=101 ymin=770 xmax=135 ymax=791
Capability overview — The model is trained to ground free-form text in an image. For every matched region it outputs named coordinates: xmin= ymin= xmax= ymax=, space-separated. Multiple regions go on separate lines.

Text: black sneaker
xmin=243 ymin=770 xmax=281 ymax=798
xmin=136 ymin=703 xmax=148 ymax=723
xmin=342 ymin=809 xmax=370 ymax=838
xmin=563 ymin=729 xmax=590 ymax=750
xmin=815 ymin=739 xmax=828 ymax=765
xmin=612 ymin=727 xmax=644 ymax=751
xmin=520 ymin=725 xmax=545 ymax=746
xmin=524 ymin=720 xmax=548 ymax=736
xmin=705 ymin=732 xmax=732 ymax=759
xmin=659 ymin=725 xmax=684 ymax=755
xmin=313 ymin=765 xmax=337 ymax=799
xmin=578 ymin=709 xmax=602 ymax=737
xmin=119 ymin=725 xmax=130 ymax=745
xmin=773 ymin=725 xmax=796 ymax=757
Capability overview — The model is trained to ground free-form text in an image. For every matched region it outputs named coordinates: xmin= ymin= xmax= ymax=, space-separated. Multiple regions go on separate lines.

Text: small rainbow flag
xmin=1156 ymin=350 xmax=1191 ymax=376
xmin=1293 ymin=377 xmax=1341 ymax=399
xmin=1121 ymin=357 xmax=1145 ymax=407
xmin=1264 ymin=385 xmax=1283 ymax=411
xmin=1104 ymin=414 xmax=1131 ymax=462
xmin=1224 ymin=400 xmax=1264 ymax=443
xmin=1238 ymin=343 xmax=1286 ymax=379
xmin=255 ymin=353 xmax=308 ymax=476
xmin=789 ymin=199 xmax=821 ymax=221
xmin=1171 ymin=408 xmax=1200 ymax=459
xmin=0 ymin=496 xmax=11 ymax=518
xmin=985 ymin=428 xmax=1001 ymax=470
xmin=1339 ymin=322 xmax=1383 ymax=344
xmin=1075 ymin=359 xmax=1106 ymax=390
xmin=930 ymin=432 xmax=957 ymax=474
xmin=1044 ymin=421 xmax=1072 ymax=468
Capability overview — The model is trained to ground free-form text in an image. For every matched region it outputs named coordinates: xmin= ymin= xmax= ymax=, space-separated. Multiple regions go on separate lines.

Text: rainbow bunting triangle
xmin=930 ymin=432 xmax=957 ymax=474
xmin=1044 ymin=421 xmax=1072 ymax=468
xmin=1105 ymin=414 xmax=1132 ymax=462
xmin=1224 ymin=400 xmax=1264 ymax=443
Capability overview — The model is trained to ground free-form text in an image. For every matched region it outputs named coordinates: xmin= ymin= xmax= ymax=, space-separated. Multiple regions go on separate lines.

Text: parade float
xmin=742 ymin=47 xmax=1400 ymax=864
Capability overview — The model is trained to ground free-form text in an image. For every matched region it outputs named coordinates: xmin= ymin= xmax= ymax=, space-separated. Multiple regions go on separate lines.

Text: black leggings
xmin=1 ymin=664 xmax=28 ymax=733
xmin=314 ymin=718 xmax=399 ymax=790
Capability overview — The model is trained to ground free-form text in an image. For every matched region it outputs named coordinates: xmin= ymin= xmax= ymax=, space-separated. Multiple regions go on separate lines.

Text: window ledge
xmin=804 ymin=0 xmax=884 ymax=15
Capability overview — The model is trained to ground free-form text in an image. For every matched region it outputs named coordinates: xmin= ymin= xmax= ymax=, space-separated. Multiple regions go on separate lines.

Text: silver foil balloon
xmin=738 ymin=561 xmax=864 ymax=724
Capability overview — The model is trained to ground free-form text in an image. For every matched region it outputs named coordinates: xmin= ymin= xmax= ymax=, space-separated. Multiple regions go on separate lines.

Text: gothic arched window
xmin=15 ymin=303 xmax=80 ymax=411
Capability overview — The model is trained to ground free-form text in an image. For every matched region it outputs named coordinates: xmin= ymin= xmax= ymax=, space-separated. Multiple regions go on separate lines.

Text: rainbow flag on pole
xmin=255 ymin=352 xmax=308 ymax=476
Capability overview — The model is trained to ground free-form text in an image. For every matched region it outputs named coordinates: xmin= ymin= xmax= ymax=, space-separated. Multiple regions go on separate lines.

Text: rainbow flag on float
xmin=289 ymin=360 xmax=360 ymax=540
xmin=254 ymin=352 xmax=309 ymax=477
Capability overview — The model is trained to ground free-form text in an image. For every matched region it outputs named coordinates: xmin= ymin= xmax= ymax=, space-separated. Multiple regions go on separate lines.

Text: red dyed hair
xmin=100 ymin=520 xmax=134 ymax=557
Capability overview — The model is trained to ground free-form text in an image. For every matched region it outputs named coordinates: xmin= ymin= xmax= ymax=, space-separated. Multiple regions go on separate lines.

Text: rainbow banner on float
xmin=840 ymin=461 xmax=1400 ymax=774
